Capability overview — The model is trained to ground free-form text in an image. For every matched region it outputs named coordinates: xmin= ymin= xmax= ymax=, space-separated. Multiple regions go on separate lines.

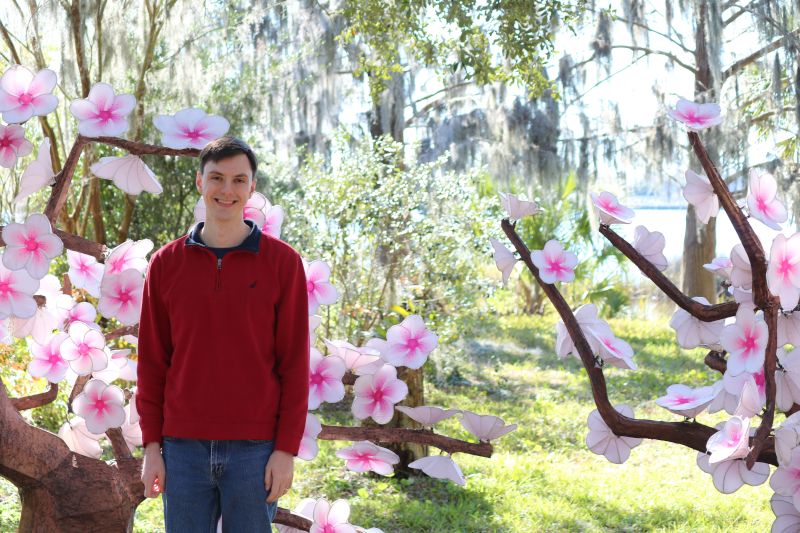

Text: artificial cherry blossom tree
xmin=0 ymin=64 xmax=516 ymax=532
xmin=492 ymin=98 xmax=800 ymax=529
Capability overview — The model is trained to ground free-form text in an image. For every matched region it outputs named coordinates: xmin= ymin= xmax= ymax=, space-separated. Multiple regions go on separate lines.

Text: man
xmin=137 ymin=136 xmax=309 ymax=531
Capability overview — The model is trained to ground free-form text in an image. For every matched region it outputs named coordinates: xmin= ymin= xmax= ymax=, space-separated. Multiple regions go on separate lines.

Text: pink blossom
xmin=683 ymin=169 xmax=719 ymax=224
xmin=58 ymin=418 xmax=103 ymax=458
xmin=668 ymin=296 xmax=725 ymax=349
xmin=720 ymin=307 xmax=768 ymax=376
xmin=771 ymin=494 xmax=800 ymax=532
xmin=703 ymin=256 xmax=732 ymax=281
xmin=383 ymin=315 xmax=438 ymax=369
xmin=656 ymin=383 xmax=718 ymax=418
xmin=323 ymin=338 xmax=382 ymax=373
xmin=98 ymin=269 xmax=144 ymax=326
xmin=92 ymin=348 xmax=137 ymax=384
xmin=26 ymin=332 xmax=69 ymax=383
xmin=352 ymin=364 xmax=408 ymax=424
xmin=58 ymin=296 xmax=97 ymax=327
xmin=779 ymin=313 xmax=800 ymax=347
xmin=67 ymin=250 xmax=104 ymax=297
xmin=12 ymin=306 xmax=59 ymax=344
xmin=396 ymin=405 xmax=459 ymax=428
xmin=298 ymin=412 xmax=322 ymax=461
xmin=303 ymin=259 xmax=338 ymax=315
xmin=555 ymin=303 xmax=613 ymax=358
xmin=706 ymin=415 xmax=751 ymax=463
xmin=14 ymin=138 xmax=54 ymax=204
xmin=308 ymin=348 xmax=346 ymax=410
xmin=408 ymin=455 xmax=466 ymax=486
xmin=530 ymin=240 xmax=578 ymax=284
xmin=0 ymin=124 xmax=32 ymax=168
xmin=105 ymin=239 xmax=153 ymax=276
xmin=153 ymin=107 xmax=230 ymax=149
xmin=590 ymin=191 xmax=634 ymax=225
xmin=120 ymin=402 xmax=142 ymax=452
xmin=60 ymin=320 xmax=108 ymax=376
xmin=733 ymin=375 xmax=764 ymax=418
xmin=72 ymin=378 xmax=126 ymax=434
xmin=309 ymin=315 xmax=321 ymax=345
xmin=667 ymin=98 xmax=722 ymax=130
xmin=489 ymin=238 xmax=517 ymax=284
xmin=35 ymin=273 xmax=63 ymax=305
xmin=729 ymin=244 xmax=752 ymax=290
xmin=771 ymin=447 xmax=800 ymax=511
xmin=586 ymin=405 xmax=642 ymax=464
xmin=768 ymin=233 xmax=800 ymax=310
xmin=695 ymin=452 xmax=769 ymax=494
xmin=632 ymin=226 xmax=667 ymax=272
xmin=90 ymin=155 xmax=163 ymax=196
xmin=69 ymin=82 xmax=136 ymax=137
xmin=459 ymin=411 xmax=517 ymax=441
xmin=2 ymin=213 xmax=63 ymax=279
xmin=498 ymin=191 xmax=541 ymax=221
xmin=0 ymin=65 xmax=58 ymax=124
xmin=723 ymin=366 xmax=766 ymax=411
xmin=589 ymin=330 xmax=637 ymax=370
xmin=747 ymin=169 xmax=787 ymax=230
xmin=0 ymin=260 xmax=39 ymax=319
xmin=310 ymin=499 xmax=356 ymax=533
xmin=262 ymin=205 xmax=285 ymax=239
xmin=335 ymin=440 xmax=400 ymax=476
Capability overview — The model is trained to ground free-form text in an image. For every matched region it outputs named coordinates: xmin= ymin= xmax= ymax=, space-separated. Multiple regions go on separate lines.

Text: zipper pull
xmin=217 ymin=258 xmax=222 ymax=270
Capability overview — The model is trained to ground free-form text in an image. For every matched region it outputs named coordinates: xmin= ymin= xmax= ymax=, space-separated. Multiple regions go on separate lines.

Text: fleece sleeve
xmin=273 ymin=250 xmax=310 ymax=455
xmin=135 ymin=253 xmax=173 ymax=447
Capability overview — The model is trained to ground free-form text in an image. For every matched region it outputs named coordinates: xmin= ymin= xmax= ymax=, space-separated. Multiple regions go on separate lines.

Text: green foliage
xmin=339 ymin=0 xmax=588 ymax=100
xmin=272 ymin=132 xmax=497 ymax=343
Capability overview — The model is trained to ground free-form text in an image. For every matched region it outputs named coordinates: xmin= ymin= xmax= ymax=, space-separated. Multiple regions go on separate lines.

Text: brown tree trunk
xmin=680 ymin=0 xmax=717 ymax=302
xmin=681 ymin=207 xmax=717 ymax=302
xmin=1 ymin=378 xmax=143 ymax=533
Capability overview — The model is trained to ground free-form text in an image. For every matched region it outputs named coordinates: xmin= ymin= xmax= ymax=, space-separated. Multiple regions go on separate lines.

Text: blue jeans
xmin=161 ymin=437 xmax=278 ymax=532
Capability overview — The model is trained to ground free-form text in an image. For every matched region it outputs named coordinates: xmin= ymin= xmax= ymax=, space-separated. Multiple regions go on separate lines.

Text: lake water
xmin=614 ymin=207 xmax=784 ymax=262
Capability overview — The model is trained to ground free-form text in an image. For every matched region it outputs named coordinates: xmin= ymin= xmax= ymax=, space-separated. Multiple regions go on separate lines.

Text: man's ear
xmin=249 ymin=176 xmax=256 ymax=196
xmin=195 ymin=171 xmax=203 ymax=193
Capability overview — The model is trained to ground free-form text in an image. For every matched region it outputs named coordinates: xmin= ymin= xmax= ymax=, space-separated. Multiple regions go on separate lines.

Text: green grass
xmin=1 ymin=314 xmax=774 ymax=532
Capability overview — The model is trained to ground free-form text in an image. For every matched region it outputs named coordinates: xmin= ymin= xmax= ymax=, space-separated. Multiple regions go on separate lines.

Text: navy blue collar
xmin=186 ymin=219 xmax=261 ymax=252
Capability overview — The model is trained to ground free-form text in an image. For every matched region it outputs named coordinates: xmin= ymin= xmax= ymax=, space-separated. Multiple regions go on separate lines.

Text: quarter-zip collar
xmin=185 ymin=219 xmax=261 ymax=253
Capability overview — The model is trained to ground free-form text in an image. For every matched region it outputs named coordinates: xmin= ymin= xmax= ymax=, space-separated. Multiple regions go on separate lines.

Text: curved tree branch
xmin=10 ymin=382 xmax=58 ymax=411
xmin=502 ymin=218 xmax=777 ymax=465
xmin=599 ymin=225 xmax=738 ymax=321
xmin=319 ymin=425 xmax=493 ymax=457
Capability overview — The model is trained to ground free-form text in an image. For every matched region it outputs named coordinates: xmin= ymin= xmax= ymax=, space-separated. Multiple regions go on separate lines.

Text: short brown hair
xmin=199 ymin=136 xmax=257 ymax=177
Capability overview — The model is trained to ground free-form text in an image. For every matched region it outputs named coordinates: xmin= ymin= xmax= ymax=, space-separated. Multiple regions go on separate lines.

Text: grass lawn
xmin=1 ymin=313 xmax=774 ymax=532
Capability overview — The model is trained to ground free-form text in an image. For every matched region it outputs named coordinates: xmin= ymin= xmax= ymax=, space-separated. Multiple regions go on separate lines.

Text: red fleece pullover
xmin=135 ymin=228 xmax=309 ymax=455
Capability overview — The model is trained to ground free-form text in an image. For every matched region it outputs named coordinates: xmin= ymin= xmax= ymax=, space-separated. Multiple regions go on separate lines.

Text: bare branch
xmin=609 ymin=44 xmax=698 ymax=75
xmin=599 ymin=225 xmax=738 ymax=321
xmin=688 ymin=132 xmax=772 ymax=307
xmin=611 ymin=15 xmax=693 ymax=53
xmin=319 ymin=425 xmax=493 ymax=457
xmin=501 ymin=219 xmax=776 ymax=465
xmin=10 ymin=382 xmax=59 ymax=411
xmin=722 ymin=29 xmax=800 ymax=81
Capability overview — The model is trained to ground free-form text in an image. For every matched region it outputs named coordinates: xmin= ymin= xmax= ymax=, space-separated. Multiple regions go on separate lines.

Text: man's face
xmin=195 ymin=153 xmax=256 ymax=225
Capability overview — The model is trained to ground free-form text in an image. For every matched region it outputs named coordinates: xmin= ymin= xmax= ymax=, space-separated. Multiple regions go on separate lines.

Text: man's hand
xmin=264 ymin=450 xmax=294 ymax=502
xmin=141 ymin=442 xmax=166 ymax=498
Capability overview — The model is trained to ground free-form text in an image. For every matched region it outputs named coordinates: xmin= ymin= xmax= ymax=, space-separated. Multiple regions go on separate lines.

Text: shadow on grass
xmin=350 ymin=475 xmax=501 ymax=532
